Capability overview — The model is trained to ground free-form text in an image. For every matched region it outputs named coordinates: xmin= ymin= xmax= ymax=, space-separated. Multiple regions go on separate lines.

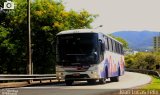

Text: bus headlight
xmin=58 ymin=73 xmax=63 ymax=75
xmin=90 ymin=71 xmax=98 ymax=78
xmin=91 ymin=71 xmax=97 ymax=74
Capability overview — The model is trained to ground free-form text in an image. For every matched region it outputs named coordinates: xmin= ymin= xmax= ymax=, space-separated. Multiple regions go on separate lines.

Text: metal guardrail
xmin=126 ymin=68 xmax=160 ymax=77
xmin=0 ymin=74 xmax=57 ymax=83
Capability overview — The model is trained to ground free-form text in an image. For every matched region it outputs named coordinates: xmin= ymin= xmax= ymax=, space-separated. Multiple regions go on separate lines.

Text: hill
xmin=112 ymin=31 xmax=159 ymax=51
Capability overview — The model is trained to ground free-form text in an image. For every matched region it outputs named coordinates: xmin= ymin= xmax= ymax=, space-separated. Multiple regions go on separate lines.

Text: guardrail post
xmin=28 ymin=80 xmax=31 ymax=84
xmin=40 ymin=79 xmax=42 ymax=83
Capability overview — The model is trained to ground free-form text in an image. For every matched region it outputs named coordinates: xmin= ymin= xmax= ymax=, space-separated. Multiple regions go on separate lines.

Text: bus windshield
xmin=56 ymin=33 xmax=98 ymax=65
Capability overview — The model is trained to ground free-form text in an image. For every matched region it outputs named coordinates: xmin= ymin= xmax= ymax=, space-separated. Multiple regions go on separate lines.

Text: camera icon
xmin=3 ymin=1 xmax=14 ymax=9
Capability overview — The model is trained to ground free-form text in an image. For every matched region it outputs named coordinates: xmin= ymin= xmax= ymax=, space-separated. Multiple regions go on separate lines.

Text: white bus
xmin=56 ymin=29 xmax=125 ymax=85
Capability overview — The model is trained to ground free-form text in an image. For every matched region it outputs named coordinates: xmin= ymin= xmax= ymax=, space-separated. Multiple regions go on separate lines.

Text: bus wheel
xmin=65 ymin=80 xmax=73 ymax=86
xmin=87 ymin=79 xmax=96 ymax=85
xmin=99 ymin=78 xmax=106 ymax=84
xmin=110 ymin=76 xmax=119 ymax=82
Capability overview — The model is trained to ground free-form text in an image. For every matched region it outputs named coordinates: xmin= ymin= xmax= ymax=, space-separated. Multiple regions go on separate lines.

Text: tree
xmin=125 ymin=54 xmax=135 ymax=68
xmin=31 ymin=0 xmax=96 ymax=73
xmin=0 ymin=0 xmax=96 ymax=74
xmin=145 ymin=53 xmax=156 ymax=70
xmin=125 ymin=52 xmax=160 ymax=74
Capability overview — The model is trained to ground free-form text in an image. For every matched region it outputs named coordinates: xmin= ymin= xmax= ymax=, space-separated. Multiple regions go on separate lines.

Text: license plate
xmin=72 ymin=73 xmax=80 ymax=76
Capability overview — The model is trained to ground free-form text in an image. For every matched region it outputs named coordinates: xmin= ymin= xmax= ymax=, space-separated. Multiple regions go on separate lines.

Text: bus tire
xmin=105 ymin=66 xmax=108 ymax=78
xmin=110 ymin=76 xmax=119 ymax=82
xmin=65 ymin=80 xmax=73 ymax=86
xmin=118 ymin=67 xmax=121 ymax=76
xmin=87 ymin=79 xmax=96 ymax=85
xmin=99 ymin=78 xmax=106 ymax=84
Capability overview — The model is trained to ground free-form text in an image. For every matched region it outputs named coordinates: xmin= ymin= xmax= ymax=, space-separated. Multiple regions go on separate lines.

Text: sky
xmin=63 ymin=0 xmax=160 ymax=33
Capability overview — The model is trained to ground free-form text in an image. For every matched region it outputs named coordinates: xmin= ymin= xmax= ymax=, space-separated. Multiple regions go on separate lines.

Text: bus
xmin=56 ymin=29 xmax=125 ymax=86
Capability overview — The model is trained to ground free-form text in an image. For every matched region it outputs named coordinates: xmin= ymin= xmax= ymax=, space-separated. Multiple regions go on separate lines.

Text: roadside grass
xmin=142 ymin=76 xmax=160 ymax=89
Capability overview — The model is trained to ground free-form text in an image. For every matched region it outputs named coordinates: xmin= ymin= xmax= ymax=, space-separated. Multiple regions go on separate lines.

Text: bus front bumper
xmin=56 ymin=71 xmax=99 ymax=81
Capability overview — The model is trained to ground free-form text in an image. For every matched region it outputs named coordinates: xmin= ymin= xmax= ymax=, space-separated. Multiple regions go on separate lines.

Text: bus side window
xmin=116 ymin=42 xmax=120 ymax=54
xmin=107 ymin=38 xmax=110 ymax=51
xmin=114 ymin=41 xmax=116 ymax=52
xmin=115 ymin=42 xmax=117 ymax=53
xmin=112 ymin=40 xmax=115 ymax=52
xmin=119 ymin=44 xmax=121 ymax=54
xmin=108 ymin=38 xmax=112 ymax=52
xmin=121 ymin=45 xmax=124 ymax=54
xmin=119 ymin=44 xmax=123 ymax=54
xmin=117 ymin=43 xmax=120 ymax=54
xmin=105 ymin=37 xmax=109 ymax=51
xmin=99 ymin=39 xmax=104 ymax=62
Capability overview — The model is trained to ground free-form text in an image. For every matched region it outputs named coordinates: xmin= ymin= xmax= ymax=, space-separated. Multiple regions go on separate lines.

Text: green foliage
xmin=0 ymin=0 xmax=96 ymax=74
xmin=125 ymin=52 xmax=160 ymax=73
xmin=0 ymin=0 xmax=7 ymax=7
xmin=143 ymin=76 xmax=160 ymax=89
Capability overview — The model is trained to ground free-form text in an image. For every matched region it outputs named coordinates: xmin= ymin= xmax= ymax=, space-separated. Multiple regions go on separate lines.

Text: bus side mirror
xmin=99 ymin=40 xmax=105 ymax=52
xmin=93 ymin=52 xmax=98 ymax=61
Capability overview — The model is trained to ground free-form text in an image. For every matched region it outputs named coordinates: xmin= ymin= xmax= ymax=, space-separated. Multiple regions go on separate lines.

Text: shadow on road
xmin=26 ymin=80 xmax=112 ymax=87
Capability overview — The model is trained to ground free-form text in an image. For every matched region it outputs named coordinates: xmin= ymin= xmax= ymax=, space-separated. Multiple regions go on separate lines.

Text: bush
xmin=125 ymin=52 xmax=160 ymax=73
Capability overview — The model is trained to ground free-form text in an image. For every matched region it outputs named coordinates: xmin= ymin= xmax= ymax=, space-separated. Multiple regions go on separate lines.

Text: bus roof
xmin=57 ymin=29 xmax=100 ymax=35
xmin=57 ymin=29 xmax=123 ymax=45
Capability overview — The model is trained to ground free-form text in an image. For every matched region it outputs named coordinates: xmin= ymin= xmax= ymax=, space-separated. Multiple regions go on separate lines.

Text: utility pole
xmin=27 ymin=0 xmax=32 ymax=75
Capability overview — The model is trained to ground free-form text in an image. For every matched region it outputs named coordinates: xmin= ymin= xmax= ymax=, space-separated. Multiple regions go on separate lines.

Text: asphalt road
xmin=2 ymin=72 xmax=151 ymax=95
